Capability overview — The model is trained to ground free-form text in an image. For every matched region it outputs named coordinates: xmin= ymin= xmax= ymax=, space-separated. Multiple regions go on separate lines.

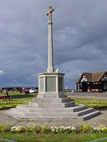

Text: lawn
xmin=0 ymin=91 xmax=35 ymax=109
xmin=70 ymin=97 xmax=107 ymax=109
xmin=0 ymin=91 xmax=107 ymax=109
xmin=0 ymin=133 xmax=107 ymax=142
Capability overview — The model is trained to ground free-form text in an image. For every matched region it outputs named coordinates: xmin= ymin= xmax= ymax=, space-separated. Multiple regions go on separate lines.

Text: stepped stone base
xmin=4 ymin=94 xmax=101 ymax=121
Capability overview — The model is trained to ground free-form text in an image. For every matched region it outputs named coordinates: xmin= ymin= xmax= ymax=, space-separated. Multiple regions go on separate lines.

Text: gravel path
xmin=0 ymin=109 xmax=107 ymax=127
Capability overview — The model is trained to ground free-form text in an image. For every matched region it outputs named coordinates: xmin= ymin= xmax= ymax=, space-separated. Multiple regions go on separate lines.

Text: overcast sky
xmin=0 ymin=0 xmax=107 ymax=89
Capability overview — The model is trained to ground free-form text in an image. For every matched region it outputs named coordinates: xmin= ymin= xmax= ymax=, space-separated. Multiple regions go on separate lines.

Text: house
xmin=76 ymin=71 xmax=107 ymax=92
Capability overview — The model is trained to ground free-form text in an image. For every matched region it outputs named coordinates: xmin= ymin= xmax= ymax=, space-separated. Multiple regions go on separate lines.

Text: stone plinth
xmin=38 ymin=72 xmax=65 ymax=98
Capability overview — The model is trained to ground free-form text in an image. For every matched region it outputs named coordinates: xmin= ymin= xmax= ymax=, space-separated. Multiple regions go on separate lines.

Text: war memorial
xmin=5 ymin=6 xmax=100 ymax=122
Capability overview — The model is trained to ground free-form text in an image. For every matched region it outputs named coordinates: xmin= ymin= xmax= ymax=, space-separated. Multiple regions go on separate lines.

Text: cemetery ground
xmin=0 ymin=91 xmax=107 ymax=142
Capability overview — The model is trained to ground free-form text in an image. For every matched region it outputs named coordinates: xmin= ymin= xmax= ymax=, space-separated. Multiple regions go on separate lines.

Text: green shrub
xmin=41 ymin=124 xmax=49 ymax=133
xmin=80 ymin=124 xmax=90 ymax=133
xmin=0 ymin=123 xmax=5 ymax=133
xmin=97 ymin=125 xmax=107 ymax=133
xmin=36 ymin=123 xmax=41 ymax=133
xmin=25 ymin=123 xmax=34 ymax=133
xmin=8 ymin=123 xmax=14 ymax=131
xmin=11 ymin=126 xmax=25 ymax=133
xmin=0 ymin=122 xmax=106 ymax=134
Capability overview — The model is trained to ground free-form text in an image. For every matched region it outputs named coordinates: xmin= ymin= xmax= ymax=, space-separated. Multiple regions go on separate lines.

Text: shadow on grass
xmin=10 ymin=94 xmax=33 ymax=99
xmin=70 ymin=99 xmax=75 ymax=101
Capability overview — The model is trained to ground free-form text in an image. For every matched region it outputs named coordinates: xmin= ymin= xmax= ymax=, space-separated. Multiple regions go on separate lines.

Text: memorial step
xmin=8 ymin=107 xmax=96 ymax=117
xmin=32 ymin=97 xmax=71 ymax=103
xmin=82 ymin=111 xmax=101 ymax=120
xmin=5 ymin=106 xmax=100 ymax=121
xmin=16 ymin=104 xmax=88 ymax=113
xmin=28 ymin=101 xmax=75 ymax=108
xmin=77 ymin=108 xmax=95 ymax=116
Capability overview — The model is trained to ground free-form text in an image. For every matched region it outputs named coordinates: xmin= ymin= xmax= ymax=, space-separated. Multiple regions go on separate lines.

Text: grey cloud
xmin=0 ymin=70 xmax=5 ymax=75
xmin=0 ymin=0 xmax=107 ymax=88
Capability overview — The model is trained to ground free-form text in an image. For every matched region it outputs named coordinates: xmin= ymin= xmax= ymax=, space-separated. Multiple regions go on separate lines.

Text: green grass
xmin=70 ymin=97 xmax=107 ymax=109
xmin=0 ymin=91 xmax=36 ymax=108
xmin=0 ymin=133 xmax=107 ymax=142
xmin=0 ymin=91 xmax=107 ymax=109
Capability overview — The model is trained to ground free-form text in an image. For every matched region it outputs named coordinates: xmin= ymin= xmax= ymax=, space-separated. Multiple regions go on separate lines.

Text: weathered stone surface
xmin=5 ymin=96 xmax=100 ymax=121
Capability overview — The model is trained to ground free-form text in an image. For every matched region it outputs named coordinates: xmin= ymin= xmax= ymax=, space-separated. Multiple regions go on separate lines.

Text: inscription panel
xmin=40 ymin=77 xmax=44 ymax=92
xmin=46 ymin=77 xmax=56 ymax=92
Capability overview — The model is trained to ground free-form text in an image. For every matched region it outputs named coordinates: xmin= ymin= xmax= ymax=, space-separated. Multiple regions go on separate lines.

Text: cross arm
xmin=46 ymin=6 xmax=54 ymax=16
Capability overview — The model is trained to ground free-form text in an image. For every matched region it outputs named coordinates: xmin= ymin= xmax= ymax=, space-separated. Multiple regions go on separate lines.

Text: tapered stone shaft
xmin=47 ymin=6 xmax=54 ymax=73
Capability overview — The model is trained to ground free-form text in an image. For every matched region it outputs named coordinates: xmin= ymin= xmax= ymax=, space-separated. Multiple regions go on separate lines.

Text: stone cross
xmin=46 ymin=6 xmax=54 ymax=73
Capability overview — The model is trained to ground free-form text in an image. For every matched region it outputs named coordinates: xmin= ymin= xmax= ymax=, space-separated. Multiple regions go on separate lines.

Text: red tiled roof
xmin=76 ymin=71 xmax=106 ymax=84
